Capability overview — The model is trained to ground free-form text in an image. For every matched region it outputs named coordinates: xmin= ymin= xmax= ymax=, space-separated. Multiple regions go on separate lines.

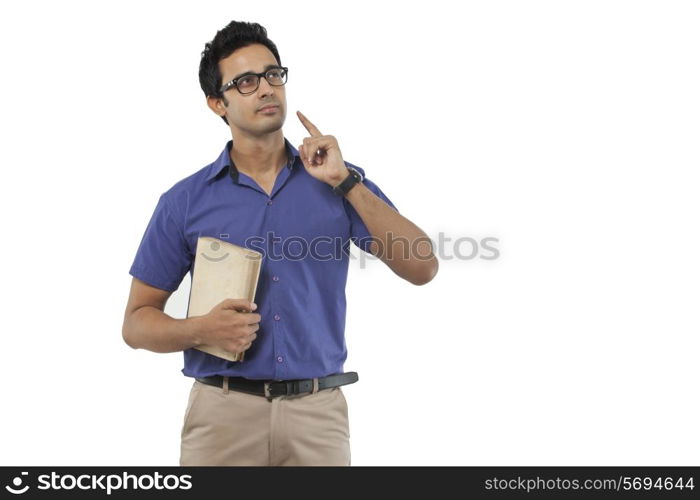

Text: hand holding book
xmin=195 ymin=298 xmax=261 ymax=355
xmin=186 ymin=237 xmax=263 ymax=362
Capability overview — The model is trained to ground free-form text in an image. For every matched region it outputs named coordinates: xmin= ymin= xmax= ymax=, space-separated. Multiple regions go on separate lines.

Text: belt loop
xmin=311 ymin=377 xmax=319 ymax=394
xmin=223 ymin=376 xmax=229 ymax=395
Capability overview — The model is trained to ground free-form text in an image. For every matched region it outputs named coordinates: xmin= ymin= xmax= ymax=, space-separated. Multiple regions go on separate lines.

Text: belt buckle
xmin=263 ymin=382 xmax=273 ymax=400
xmin=263 ymin=380 xmax=306 ymax=400
xmin=263 ymin=381 xmax=290 ymax=400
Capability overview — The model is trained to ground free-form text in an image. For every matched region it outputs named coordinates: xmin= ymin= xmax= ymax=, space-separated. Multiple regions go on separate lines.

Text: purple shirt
xmin=129 ymin=138 xmax=398 ymax=380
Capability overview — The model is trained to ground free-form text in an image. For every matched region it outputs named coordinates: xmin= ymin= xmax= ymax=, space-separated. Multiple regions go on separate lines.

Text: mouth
xmin=258 ymin=105 xmax=280 ymax=113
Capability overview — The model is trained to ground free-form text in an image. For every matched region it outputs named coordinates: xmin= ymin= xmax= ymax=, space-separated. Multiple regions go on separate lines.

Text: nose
xmin=257 ymin=75 xmax=275 ymax=98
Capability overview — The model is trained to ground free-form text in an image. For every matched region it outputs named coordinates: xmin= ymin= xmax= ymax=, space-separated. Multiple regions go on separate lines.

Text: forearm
xmin=294 ymin=113 xmax=437 ymax=284
xmin=344 ymin=182 xmax=438 ymax=285
xmin=123 ymin=306 xmax=206 ymax=353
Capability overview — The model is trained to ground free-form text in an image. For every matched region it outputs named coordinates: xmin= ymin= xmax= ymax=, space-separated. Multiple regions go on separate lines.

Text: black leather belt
xmin=195 ymin=371 xmax=358 ymax=399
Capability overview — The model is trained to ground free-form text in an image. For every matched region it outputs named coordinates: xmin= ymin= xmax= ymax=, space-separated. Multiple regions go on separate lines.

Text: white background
xmin=0 ymin=0 xmax=698 ymax=466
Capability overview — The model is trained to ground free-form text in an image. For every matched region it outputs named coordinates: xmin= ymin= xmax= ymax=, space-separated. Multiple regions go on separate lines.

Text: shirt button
xmin=277 ymin=356 xmax=284 ymax=363
xmin=272 ymin=275 xmax=279 ymax=282
xmin=267 ymin=199 xmax=273 ymax=206
xmin=274 ymin=314 xmax=281 ymax=321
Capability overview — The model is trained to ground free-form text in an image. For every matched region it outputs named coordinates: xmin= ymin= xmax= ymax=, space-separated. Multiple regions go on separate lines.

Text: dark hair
xmin=199 ymin=21 xmax=282 ymax=125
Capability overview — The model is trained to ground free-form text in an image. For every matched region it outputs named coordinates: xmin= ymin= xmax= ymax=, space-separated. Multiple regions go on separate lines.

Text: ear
xmin=206 ymin=95 xmax=226 ymax=117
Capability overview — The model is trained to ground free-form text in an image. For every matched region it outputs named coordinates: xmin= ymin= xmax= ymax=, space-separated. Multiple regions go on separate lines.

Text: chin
xmin=259 ymin=118 xmax=285 ymax=134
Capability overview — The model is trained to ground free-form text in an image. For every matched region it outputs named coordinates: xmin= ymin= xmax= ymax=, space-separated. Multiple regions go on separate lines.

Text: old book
xmin=186 ymin=236 xmax=263 ymax=362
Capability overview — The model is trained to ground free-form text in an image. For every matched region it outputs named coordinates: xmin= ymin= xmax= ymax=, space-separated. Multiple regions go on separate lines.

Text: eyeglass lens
xmin=237 ymin=68 xmax=287 ymax=94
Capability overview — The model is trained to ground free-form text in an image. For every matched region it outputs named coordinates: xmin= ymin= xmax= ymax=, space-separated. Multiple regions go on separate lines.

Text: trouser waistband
xmin=195 ymin=371 xmax=359 ymax=399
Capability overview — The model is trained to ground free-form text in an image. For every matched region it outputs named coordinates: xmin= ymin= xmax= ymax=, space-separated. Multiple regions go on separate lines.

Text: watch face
xmin=348 ymin=167 xmax=362 ymax=181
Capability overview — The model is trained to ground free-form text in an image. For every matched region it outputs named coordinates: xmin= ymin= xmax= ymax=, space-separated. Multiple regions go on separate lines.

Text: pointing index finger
xmin=296 ymin=110 xmax=323 ymax=137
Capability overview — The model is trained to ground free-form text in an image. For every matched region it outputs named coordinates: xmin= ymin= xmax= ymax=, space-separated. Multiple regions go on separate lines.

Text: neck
xmin=229 ymin=129 xmax=287 ymax=177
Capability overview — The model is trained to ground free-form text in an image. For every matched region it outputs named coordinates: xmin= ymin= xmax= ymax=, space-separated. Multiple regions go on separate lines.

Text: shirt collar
xmin=205 ymin=138 xmax=300 ymax=183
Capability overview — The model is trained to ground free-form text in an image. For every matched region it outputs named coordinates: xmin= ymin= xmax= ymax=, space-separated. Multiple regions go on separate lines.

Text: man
xmin=122 ymin=20 xmax=438 ymax=466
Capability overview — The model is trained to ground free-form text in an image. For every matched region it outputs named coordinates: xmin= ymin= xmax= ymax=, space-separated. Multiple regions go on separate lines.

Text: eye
xmin=267 ymin=69 xmax=285 ymax=81
xmin=237 ymin=75 xmax=257 ymax=88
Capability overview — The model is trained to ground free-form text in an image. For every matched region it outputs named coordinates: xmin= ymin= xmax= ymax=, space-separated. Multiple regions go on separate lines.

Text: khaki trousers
xmin=179 ymin=378 xmax=351 ymax=466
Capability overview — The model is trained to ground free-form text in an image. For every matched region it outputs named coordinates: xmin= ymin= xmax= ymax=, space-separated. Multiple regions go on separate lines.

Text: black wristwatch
xmin=332 ymin=166 xmax=363 ymax=196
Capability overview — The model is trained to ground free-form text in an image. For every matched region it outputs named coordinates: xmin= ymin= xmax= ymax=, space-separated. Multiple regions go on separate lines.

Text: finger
xmin=302 ymin=137 xmax=333 ymax=163
xmin=296 ymin=110 xmax=323 ymax=137
xmin=221 ymin=298 xmax=256 ymax=310
xmin=312 ymin=148 xmax=326 ymax=166
xmin=298 ymin=145 xmax=313 ymax=169
xmin=298 ymin=144 xmax=323 ymax=169
xmin=305 ymin=136 xmax=335 ymax=151
xmin=240 ymin=312 xmax=261 ymax=323
xmin=302 ymin=136 xmax=312 ymax=156
xmin=302 ymin=138 xmax=321 ymax=166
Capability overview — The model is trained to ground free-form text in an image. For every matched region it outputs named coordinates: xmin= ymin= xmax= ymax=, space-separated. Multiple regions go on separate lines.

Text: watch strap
xmin=333 ymin=167 xmax=362 ymax=196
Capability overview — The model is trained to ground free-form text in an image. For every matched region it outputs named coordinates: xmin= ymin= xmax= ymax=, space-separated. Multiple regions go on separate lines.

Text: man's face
xmin=216 ymin=43 xmax=287 ymax=137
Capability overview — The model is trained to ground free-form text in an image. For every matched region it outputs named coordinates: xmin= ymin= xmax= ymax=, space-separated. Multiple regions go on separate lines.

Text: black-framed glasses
xmin=219 ymin=66 xmax=288 ymax=95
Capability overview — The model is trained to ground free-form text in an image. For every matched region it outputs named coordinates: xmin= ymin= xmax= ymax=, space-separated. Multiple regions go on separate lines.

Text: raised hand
xmin=297 ymin=110 xmax=349 ymax=187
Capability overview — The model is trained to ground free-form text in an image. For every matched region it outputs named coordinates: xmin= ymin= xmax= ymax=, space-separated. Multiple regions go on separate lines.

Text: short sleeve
xmin=128 ymin=193 xmax=192 ymax=292
xmin=343 ymin=166 xmax=399 ymax=254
